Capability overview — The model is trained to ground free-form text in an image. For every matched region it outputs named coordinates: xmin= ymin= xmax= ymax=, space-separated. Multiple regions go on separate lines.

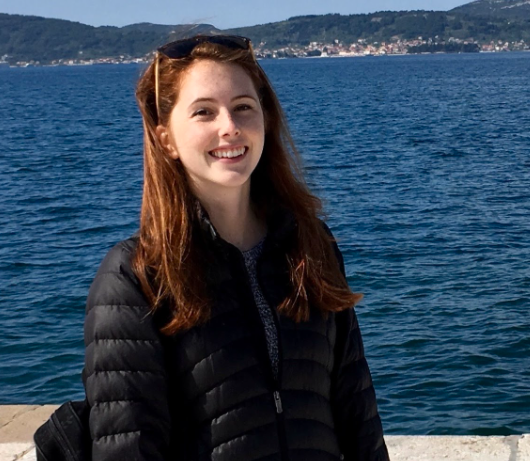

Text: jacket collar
xmin=194 ymin=199 xmax=297 ymax=250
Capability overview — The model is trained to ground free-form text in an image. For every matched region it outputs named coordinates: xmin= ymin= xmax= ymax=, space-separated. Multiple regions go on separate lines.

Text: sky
xmin=0 ymin=0 xmax=472 ymax=29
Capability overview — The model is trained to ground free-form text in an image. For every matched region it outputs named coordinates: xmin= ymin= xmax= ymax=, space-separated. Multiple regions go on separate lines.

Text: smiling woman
xmin=77 ymin=35 xmax=390 ymax=461
xmin=156 ymin=60 xmax=266 ymax=227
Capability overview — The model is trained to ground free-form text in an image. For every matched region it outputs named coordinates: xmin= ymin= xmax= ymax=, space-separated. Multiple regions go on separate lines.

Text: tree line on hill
xmin=1 ymin=7 xmax=530 ymax=64
xmin=451 ymin=0 xmax=530 ymax=20
xmin=225 ymin=11 xmax=530 ymax=49
xmin=0 ymin=15 xmax=218 ymax=64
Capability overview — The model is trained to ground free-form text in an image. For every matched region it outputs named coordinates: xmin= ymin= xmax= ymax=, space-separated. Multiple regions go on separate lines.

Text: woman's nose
xmin=219 ymin=110 xmax=240 ymax=137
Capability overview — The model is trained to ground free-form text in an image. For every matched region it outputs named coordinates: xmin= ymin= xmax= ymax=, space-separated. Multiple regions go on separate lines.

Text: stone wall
xmin=1 ymin=405 xmax=529 ymax=460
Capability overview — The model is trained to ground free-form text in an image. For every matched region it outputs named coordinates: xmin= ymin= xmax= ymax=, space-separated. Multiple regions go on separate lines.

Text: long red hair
xmin=134 ymin=39 xmax=362 ymax=335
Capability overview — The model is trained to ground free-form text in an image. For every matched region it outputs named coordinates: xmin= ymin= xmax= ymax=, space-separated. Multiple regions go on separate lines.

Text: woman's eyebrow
xmin=190 ymin=94 xmax=257 ymax=105
xmin=232 ymin=94 xmax=257 ymax=101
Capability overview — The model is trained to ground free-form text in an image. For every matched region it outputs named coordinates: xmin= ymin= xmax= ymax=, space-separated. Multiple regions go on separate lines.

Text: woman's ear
xmin=155 ymin=125 xmax=178 ymax=159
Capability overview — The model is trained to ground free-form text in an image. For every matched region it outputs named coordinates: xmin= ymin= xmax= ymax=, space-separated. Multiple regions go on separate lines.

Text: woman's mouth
xmin=208 ymin=146 xmax=247 ymax=159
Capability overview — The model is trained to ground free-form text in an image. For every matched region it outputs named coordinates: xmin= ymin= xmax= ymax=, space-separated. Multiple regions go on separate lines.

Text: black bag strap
xmin=34 ymin=399 xmax=90 ymax=461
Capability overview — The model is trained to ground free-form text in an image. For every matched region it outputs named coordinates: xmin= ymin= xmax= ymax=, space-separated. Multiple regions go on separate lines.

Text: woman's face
xmin=161 ymin=60 xmax=265 ymax=199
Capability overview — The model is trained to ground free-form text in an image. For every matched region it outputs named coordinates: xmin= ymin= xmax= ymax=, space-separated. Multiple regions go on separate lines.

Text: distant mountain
xmin=451 ymin=0 xmax=530 ymax=20
xmin=1 ymin=8 xmax=530 ymax=64
xmin=121 ymin=22 xmax=218 ymax=37
xmin=225 ymin=10 xmax=530 ymax=49
xmin=225 ymin=12 xmax=455 ymax=48
xmin=0 ymin=13 xmax=220 ymax=63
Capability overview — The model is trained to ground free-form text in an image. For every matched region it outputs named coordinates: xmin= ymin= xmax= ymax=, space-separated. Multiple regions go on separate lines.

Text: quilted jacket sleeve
xmin=82 ymin=239 xmax=171 ymax=460
xmin=332 ymin=307 xmax=389 ymax=461
xmin=324 ymin=225 xmax=389 ymax=461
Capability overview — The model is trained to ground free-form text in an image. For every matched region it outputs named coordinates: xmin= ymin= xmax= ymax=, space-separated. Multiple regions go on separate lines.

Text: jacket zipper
xmin=254 ymin=249 xmax=290 ymax=461
xmin=273 ymin=390 xmax=283 ymax=413
xmin=233 ymin=248 xmax=289 ymax=461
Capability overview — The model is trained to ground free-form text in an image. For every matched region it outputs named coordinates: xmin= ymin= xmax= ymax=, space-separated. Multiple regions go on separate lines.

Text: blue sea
xmin=1 ymin=52 xmax=529 ymax=436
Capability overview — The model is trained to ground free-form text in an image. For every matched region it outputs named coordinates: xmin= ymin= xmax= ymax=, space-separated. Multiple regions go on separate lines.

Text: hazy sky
xmin=0 ymin=0 xmax=471 ymax=29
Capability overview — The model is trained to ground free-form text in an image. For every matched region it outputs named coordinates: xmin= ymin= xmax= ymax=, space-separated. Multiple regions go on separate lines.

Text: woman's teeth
xmin=209 ymin=147 xmax=246 ymax=158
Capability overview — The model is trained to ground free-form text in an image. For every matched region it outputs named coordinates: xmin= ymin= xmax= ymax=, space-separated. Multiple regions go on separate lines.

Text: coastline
xmin=3 ymin=49 xmax=529 ymax=69
xmin=1 ymin=405 xmax=529 ymax=460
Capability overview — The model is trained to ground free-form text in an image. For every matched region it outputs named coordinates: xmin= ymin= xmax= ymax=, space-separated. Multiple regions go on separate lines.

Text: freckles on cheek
xmin=174 ymin=129 xmax=201 ymax=148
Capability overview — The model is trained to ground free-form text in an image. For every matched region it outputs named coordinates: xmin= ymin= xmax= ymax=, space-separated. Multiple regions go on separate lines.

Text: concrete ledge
xmin=1 ymin=405 xmax=529 ymax=460
xmin=0 ymin=405 xmax=56 ymax=461
xmin=388 ymin=434 xmax=526 ymax=460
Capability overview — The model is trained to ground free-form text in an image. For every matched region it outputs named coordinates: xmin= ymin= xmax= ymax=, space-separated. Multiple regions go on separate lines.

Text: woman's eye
xmin=193 ymin=108 xmax=212 ymax=117
xmin=235 ymin=104 xmax=252 ymax=111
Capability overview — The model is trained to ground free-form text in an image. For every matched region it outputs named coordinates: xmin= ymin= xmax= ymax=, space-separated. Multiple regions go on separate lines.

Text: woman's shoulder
xmin=94 ymin=234 xmax=139 ymax=279
xmin=317 ymin=220 xmax=346 ymax=277
xmin=318 ymin=219 xmax=336 ymax=240
xmin=86 ymin=234 xmax=146 ymax=313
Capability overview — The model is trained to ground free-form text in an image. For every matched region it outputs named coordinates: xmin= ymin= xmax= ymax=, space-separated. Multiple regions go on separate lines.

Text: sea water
xmin=1 ymin=52 xmax=529 ymax=435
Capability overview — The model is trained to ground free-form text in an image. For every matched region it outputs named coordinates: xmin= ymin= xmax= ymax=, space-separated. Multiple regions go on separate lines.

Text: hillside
xmin=451 ymin=0 xmax=530 ymax=20
xmin=0 ymin=14 xmax=219 ymax=64
xmin=121 ymin=23 xmax=218 ymax=38
xmin=1 ymin=5 xmax=530 ymax=64
xmin=225 ymin=11 xmax=530 ymax=49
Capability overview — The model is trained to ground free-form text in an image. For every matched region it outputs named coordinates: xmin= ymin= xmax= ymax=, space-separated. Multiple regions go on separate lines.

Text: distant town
xmin=2 ymin=36 xmax=529 ymax=68
xmin=256 ymin=37 xmax=529 ymax=58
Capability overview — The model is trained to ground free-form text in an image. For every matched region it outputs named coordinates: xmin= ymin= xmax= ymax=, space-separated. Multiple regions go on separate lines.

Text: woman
xmin=83 ymin=35 xmax=389 ymax=461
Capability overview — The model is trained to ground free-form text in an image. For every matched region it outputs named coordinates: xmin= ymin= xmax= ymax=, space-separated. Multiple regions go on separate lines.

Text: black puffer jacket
xmin=83 ymin=208 xmax=389 ymax=461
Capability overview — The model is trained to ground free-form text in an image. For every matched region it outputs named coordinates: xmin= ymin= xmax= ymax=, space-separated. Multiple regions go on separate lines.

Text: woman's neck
xmin=195 ymin=184 xmax=267 ymax=252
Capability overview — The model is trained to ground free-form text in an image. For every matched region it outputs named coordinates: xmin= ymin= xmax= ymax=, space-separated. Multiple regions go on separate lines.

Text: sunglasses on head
xmin=157 ymin=35 xmax=251 ymax=58
xmin=154 ymin=35 xmax=253 ymax=122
